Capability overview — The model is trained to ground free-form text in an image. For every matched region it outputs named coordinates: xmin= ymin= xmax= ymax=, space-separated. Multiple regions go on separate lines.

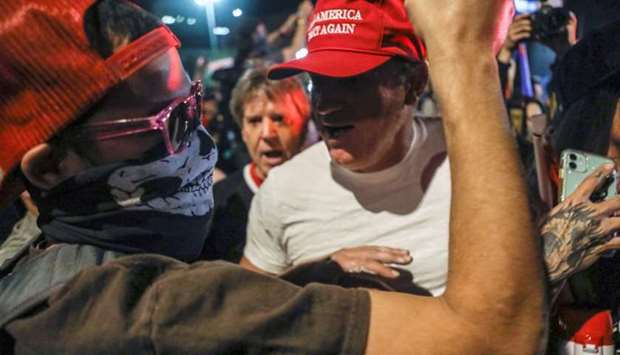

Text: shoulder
xmin=20 ymin=255 xmax=370 ymax=354
xmin=261 ymin=142 xmax=329 ymax=192
xmin=270 ymin=143 xmax=329 ymax=178
xmin=214 ymin=169 xmax=246 ymax=203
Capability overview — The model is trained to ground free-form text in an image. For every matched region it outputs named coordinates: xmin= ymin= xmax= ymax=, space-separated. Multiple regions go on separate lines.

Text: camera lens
xmin=569 ymin=154 xmax=577 ymax=161
xmin=569 ymin=162 xmax=577 ymax=170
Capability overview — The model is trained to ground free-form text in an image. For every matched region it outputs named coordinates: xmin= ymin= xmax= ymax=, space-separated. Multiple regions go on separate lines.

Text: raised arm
xmin=281 ymin=1 xmax=313 ymax=62
xmin=365 ymin=1 xmax=547 ymax=354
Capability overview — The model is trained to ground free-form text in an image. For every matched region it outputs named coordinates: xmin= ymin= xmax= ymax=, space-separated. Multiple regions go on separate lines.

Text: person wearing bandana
xmin=0 ymin=0 xmax=553 ymax=354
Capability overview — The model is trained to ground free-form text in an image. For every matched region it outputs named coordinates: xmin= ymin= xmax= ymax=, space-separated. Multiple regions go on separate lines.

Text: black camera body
xmin=530 ymin=5 xmax=571 ymax=40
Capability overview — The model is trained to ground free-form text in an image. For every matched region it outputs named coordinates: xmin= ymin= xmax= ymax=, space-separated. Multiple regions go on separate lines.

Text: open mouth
xmin=260 ymin=150 xmax=287 ymax=165
xmin=262 ymin=150 xmax=284 ymax=158
xmin=323 ymin=125 xmax=354 ymax=138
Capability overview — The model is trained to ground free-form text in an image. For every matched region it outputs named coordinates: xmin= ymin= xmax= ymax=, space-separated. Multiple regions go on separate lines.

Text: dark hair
xmin=551 ymin=90 xmax=619 ymax=157
xmin=367 ymin=57 xmax=427 ymax=92
xmin=52 ymin=0 xmax=164 ymax=156
xmin=549 ymin=18 xmax=620 ymax=156
xmin=525 ymin=75 xmax=619 ymax=221
xmin=83 ymin=0 xmax=162 ymax=58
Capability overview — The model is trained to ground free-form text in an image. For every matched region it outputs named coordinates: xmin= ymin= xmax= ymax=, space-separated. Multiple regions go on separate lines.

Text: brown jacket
xmin=0 ymin=245 xmax=370 ymax=355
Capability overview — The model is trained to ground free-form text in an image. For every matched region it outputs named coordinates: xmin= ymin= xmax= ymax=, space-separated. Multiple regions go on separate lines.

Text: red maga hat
xmin=0 ymin=0 xmax=180 ymax=208
xmin=268 ymin=0 xmax=426 ymax=79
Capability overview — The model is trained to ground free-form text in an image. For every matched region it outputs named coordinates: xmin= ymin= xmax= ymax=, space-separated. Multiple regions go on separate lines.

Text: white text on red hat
xmin=307 ymin=9 xmax=363 ymax=41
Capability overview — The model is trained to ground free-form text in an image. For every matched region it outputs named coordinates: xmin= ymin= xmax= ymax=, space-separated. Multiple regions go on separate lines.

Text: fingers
xmin=504 ymin=20 xmax=532 ymax=49
xmin=571 ymin=164 xmax=615 ymax=201
xmin=365 ymin=246 xmax=412 ymax=264
xmin=599 ymin=217 xmax=620 ymax=236
xmin=510 ymin=18 xmax=531 ymax=31
xmin=511 ymin=23 xmax=532 ymax=33
xmin=333 ymin=246 xmax=410 ymax=262
xmin=603 ymin=235 xmax=620 ymax=251
xmin=330 ymin=246 xmax=412 ymax=278
xmin=509 ymin=26 xmax=532 ymax=39
xmin=341 ymin=259 xmax=401 ymax=278
xmin=510 ymin=21 xmax=532 ymax=33
xmin=510 ymin=31 xmax=531 ymax=43
xmin=513 ymin=14 xmax=530 ymax=21
xmin=594 ymin=195 xmax=620 ymax=217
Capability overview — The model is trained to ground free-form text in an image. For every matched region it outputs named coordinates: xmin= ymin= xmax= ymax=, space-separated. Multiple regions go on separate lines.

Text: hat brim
xmin=268 ymin=50 xmax=393 ymax=79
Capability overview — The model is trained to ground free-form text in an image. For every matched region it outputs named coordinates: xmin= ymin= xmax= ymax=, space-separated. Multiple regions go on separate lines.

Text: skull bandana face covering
xmin=31 ymin=126 xmax=217 ymax=262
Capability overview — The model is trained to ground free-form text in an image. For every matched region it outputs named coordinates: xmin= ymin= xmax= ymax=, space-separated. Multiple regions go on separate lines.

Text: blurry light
xmin=232 ymin=8 xmax=243 ymax=17
xmin=187 ymin=18 xmax=197 ymax=25
xmin=162 ymin=15 xmax=175 ymax=25
xmin=307 ymin=81 xmax=313 ymax=93
xmin=176 ymin=15 xmax=185 ymax=23
xmin=213 ymin=27 xmax=230 ymax=36
xmin=514 ymin=0 xmax=540 ymax=13
xmin=295 ymin=48 xmax=308 ymax=59
xmin=195 ymin=0 xmax=218 ymax=5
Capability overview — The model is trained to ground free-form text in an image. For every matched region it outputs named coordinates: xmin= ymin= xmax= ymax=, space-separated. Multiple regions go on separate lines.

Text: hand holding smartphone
xmin=559 ymin=149 xmax=618 ymax=203
xmin=542 ymin=152 xmax=620 ymax=284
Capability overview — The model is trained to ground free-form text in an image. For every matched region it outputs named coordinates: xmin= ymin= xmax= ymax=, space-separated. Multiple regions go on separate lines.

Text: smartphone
xmin=558 ymin=149 xmax=618 ymax=202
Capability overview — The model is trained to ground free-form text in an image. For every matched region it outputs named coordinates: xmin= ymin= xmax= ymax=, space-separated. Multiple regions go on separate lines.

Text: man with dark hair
xmin=527 ymin=21 xmax=620 ymax=351
xmin=240 ymin=0 xmax=451 ymax=295
xmin=542 ymin=19 xmax=620 ymax=287
xmin=0 ymin=0 xmax=552 ymax=353
xmin=204 ymin=66 xmax=311 ymax=262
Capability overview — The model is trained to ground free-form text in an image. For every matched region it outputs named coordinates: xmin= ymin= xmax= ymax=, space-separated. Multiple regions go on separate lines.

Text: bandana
xmin=31 ymin=126 xmax=217 ymax=262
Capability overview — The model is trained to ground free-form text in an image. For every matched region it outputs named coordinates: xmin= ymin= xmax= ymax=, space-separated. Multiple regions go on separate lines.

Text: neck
xmin=354 ymin=117 xmax=414 ymax=173
xmin=249 ymin=163 xmax=265 ymax=186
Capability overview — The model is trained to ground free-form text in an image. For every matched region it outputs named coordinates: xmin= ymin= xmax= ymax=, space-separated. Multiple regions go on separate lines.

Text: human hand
xmin=566 ymin=12 xmax=578 ymax=46
xmin=502 ymin=14 xmax=532 ymax=53
xmin=542 ymin=164 xmax=620 ymax=284
xmin=297 ymin=0 xmax=313 ymax=19
xmin=404 ymin=0 xmax=514 ymax=58
xmin=330 ymin=246 xmax=412 ymax=278
xmin=279 ymin=14 xmax=299 ymax=35
xmin=20 ymin=191 xmax=38 ymax=216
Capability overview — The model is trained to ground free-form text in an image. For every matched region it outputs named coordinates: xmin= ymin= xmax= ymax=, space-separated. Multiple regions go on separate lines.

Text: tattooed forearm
xmin=541 ymin=203 xmax=608 ymax=284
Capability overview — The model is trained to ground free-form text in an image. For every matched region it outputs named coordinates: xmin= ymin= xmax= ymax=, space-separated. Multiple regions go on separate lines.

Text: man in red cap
xmin=242 ymin=0 xmax=619 ymax=296
xmin=0 ymin=0 xmax=550 ymax=353
xmin=240 ymin=0 xmax=449 ymax=294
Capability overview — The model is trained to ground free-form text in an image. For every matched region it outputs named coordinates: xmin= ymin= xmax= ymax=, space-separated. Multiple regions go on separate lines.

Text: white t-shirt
xmin=244 ymin=117 xmax=451 ymax=296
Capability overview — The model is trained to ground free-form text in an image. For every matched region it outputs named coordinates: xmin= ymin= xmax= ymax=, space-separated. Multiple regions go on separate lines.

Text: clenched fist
xmin=404 ymin=0 xmax=514 ymax=58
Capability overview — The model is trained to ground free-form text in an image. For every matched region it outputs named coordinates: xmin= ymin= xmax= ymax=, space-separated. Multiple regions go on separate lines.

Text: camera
xmin=530 ymin=5 xmax=571 ymax=40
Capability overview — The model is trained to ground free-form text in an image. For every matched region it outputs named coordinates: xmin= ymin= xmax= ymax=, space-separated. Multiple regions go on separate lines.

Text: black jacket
xmin=202 ymin=168 xmax=254 ymax=262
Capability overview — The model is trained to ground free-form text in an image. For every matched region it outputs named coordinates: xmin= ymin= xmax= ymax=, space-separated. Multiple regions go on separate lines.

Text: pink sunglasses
xmin=61 ymin=81 xmax=203 ymax=156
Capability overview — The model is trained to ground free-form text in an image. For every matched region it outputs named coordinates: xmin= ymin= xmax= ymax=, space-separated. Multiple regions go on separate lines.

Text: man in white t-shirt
xmin=240 ymin=0 xmax=451 ymax=296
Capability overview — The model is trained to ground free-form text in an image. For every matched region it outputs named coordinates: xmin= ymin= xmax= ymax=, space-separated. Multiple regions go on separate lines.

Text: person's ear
xmin=20 ymin=143 xmax=89 ymax=191
xmin=240 ymin=121 xmax=250 ymax=145
xmin=405 ymin=62 xmax=429 ymax=105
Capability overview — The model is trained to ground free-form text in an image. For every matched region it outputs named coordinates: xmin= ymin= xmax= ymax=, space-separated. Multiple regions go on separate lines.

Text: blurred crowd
xmin=1 ymin=0 xmax=620 ymax=354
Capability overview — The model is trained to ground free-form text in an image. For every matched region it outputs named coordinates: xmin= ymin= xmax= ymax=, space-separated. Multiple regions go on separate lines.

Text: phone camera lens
xmin=591 ymin=190 xmax=608 ymax=203
xmin=569 ymin=154 xmax=577 ymax=161
xmin=569 ymin=162 xmax=577 ymax=170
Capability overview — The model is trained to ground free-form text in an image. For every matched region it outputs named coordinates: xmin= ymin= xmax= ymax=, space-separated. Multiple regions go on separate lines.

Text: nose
xmin=312 ymin=81 xmax=344 ymax=118
xmin=313 ymin=92 xmax=344 ymax=118
xmin=260 ymin=117 xmax=278 ymax=139
xmin=315 ymin=103 xmax=343 ymax=118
